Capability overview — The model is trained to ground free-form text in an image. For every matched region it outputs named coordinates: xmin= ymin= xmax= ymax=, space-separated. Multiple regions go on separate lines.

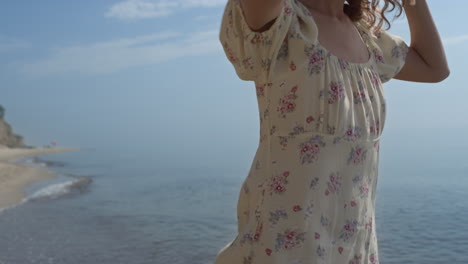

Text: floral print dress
xmin=214 ymin=0 xmax=409 ymax=263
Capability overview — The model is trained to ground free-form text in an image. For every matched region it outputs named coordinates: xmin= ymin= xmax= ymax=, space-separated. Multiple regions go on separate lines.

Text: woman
xmin=214 ymin=0 xmax=449 ymax=263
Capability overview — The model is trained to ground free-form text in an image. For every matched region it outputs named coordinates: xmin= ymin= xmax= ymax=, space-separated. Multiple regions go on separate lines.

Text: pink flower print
xmin=344 ymin=223 xmax=353 ymax=231
xmin=314 ymin=232 xmax=320 ymax=239
xmin=359 ymin=183 xmax=370 ymax=198
xmin=343 ymin=126 xmax=362 ymax=142
xmin=348 ymin=146 xmax=368 ymax=165
xmin=253 ymin=233 xmax=260 ymax=241
xmin=250 ymin=32 xmax=265 ymax=45
xmin=350 ymin=200 xmax=357 ymax=207
xmin=370 ymin=71 xmax=380 ymax=86
xmin=286 ymin=230 xmax=296 ymax=240
xmin=284 ymin=240 xmax=295 ymax=249
xmin=290 ymin=61 xmax=296 ymax=71
xmin=325 ymin=172 xmax=342 ymax=196
xmin=349 ymin=254 xmax=363 ymax=264
xmin=305 ymin=45 xmax=325 ymax=75
xmin=338 ymin=246 xmax=344 ymax=254
xmin=293 ymin=205 xmax=302 ymax=212
xmin=298 ymin=135 xmax=326 ymax=165
xmin=360 ymin=91 xmax=366 ymax=98
xmin=306 ymin=115 xmax=314 ymax=123
xmin=353 ymin=81 xmax=367 ymax=104
xmin=365 ymin=217 xmax=373 ymax=231
xmin=369 ymin=120 xmax=380 ymax=135
xmin=339 ymin=219 xmax=358 ymax=242
xmin=255 ymin=84 xmax=265 ymax=97
xmin=369 ymin=253 xmax=378 ymax=264
xmin=327 ymin=81 xmax=345 ymax=104
xmin=277 ymin=86 xmax=299 ymax=118
xmin=372 ymin=48 xmax=384 ymax=63
xmin=223 ymin=42 xmax=238 ymax=64
xmin=254 ymin=222 xmax=263 ymax=241
xmin=242 ymin=57 xmax=254 ymax=71
xmin=274 ymin=228 xmax=306 ymax=252
xmin=338 ymin=58 xmax=349 ymax=70
xmin=265 ymin=248 xmax=272 ymax=256
xmin=268 ymin=171 xmax=290 ymax=195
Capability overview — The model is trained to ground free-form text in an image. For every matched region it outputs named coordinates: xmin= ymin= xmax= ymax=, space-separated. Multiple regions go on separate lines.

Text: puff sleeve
xmin=218 ymin=0 xmax=293 ymax=81
xmin=372 ymin=27 xmax=409 ymax=83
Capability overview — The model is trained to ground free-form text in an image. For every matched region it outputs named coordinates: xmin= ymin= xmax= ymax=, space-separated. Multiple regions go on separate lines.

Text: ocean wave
xmin=23 ymin=175 xmax=92 ymax=202
xmin=29 ymin=156 xmax=66 ymax=168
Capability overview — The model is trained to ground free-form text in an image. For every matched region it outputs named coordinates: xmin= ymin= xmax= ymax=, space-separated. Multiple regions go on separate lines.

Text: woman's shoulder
xmin=218 ymin=0 xmax=319 ymax=81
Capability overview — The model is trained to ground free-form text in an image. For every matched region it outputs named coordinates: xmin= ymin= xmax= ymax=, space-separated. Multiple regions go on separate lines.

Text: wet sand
xmin=0 ymin=146 xmax=80 ymax=209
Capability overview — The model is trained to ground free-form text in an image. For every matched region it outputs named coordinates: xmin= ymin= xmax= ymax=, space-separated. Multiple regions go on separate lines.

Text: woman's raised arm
xmin=394 ymin=0 xmax=450 ymax=83
xmin=239 ymin=0 xmax=284 ymax=32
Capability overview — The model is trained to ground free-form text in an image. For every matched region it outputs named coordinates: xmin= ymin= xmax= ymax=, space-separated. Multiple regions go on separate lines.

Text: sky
xmin=1 ymin=0 xmax=467 ymax=170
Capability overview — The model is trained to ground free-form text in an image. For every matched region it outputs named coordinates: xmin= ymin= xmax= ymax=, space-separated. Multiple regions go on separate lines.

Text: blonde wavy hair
xmin=344 ymin=0 xmax=404 ymax=32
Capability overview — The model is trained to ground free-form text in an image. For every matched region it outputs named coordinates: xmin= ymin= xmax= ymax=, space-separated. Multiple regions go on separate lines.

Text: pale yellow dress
xmin=214 ymin=0 xmax=409 ymax=263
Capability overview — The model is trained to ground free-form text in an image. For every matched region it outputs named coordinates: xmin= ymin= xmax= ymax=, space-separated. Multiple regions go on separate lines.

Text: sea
xmin=0 ymin=138 xmax=467 ymax=264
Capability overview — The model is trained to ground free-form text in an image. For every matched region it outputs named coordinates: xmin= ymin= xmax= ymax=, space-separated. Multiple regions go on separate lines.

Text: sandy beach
xmin=0 ymin=146 xmax=80 ymax=210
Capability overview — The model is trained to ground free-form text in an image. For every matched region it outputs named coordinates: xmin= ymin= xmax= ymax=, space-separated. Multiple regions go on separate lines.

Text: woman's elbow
xmin=434 ymin=68 xmax=450 ymax=83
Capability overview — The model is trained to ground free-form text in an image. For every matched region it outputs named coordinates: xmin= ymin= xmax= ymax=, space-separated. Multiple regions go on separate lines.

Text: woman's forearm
xmin=403 ymin=0 xmax=450 ymax=76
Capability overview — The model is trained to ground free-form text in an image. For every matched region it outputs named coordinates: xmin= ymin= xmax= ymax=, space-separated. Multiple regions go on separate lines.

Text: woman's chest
xmin=257 ymin=60 xmax=386 ymax=141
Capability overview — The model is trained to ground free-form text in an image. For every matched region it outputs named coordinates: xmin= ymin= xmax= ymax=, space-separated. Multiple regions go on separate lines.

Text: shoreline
xmin=0 ymin=146 xmax=80 ymax=210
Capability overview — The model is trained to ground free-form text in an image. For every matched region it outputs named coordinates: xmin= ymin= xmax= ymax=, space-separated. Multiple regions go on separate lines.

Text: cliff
xmin=0 ymin=105 xmax=29 ymax=148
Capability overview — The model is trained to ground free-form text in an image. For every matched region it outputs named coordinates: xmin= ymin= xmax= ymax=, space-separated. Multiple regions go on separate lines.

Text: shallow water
xmin=0 ymin=147 xmax=467 ymax=264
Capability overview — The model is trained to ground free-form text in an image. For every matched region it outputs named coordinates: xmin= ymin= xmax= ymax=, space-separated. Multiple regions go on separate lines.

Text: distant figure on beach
xmin=214 ymin=0 xmax=449 ymax=263
xmin=43 ymin=141 xmax=58 ymax=148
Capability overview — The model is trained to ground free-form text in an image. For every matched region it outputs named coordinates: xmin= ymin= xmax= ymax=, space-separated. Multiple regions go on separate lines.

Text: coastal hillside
xmin=0 ymin=105 xmax=28 ymax=148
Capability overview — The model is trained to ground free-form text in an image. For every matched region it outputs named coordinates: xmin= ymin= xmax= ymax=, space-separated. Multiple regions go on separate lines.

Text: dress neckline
xmin=295 ymin=0 xmax=374 ymax=67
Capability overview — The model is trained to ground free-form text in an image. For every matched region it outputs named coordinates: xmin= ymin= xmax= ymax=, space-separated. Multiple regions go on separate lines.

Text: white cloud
xmin=105 ymin=0 xmax=225 ymax=20
xmin=0 ymin=35 xmax=30 ymax=53
xmin=442 ymin=34 xmax=468 ymax=45
xmin=15 ymin=29 xmax=221 ymax=77
xmin=105 ymin=0 xmax=178 ymax=19
xmin=193 ymin=14 xmax=220 ymax=21
xmin=178 ymin=0 xmax=226 ymax=8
